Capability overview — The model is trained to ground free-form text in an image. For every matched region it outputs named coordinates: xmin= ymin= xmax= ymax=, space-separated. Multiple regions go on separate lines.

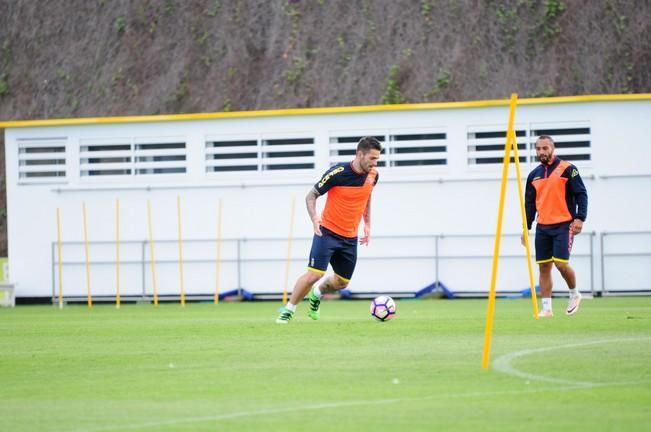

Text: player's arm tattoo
xmin=306 ymin=187 xmax=320 ymax=222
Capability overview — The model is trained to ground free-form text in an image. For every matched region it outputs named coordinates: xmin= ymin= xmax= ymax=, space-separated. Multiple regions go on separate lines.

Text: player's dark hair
xmin=537 ymin=135 xmax=555 ymax=145
xmin=357 ymin=136 xmax=383 ymax=153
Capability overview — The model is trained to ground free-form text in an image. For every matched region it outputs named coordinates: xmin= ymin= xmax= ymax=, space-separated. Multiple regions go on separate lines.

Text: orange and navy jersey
xmin=315 ymin=162 xmax=379 ymax=238
xmin=525 ymin=157 xmax=587 ymax=229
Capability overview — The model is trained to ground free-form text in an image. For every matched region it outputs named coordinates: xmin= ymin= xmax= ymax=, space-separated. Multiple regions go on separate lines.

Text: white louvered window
xmin=206 ymin=139 xmax=258 ymax=172
xmin=18 ymin=138 xmax=67 ymax=182
xmin=467 ymin=127 xmax=528 ymax=165
xmin=81 ymin=139 xmax=187 ymax=177
xmin=329 ymin=132 xmax=446 ymax=168
xmin=329 ymin=135 xmax=387 ymax=167
xmin=529 ymin=123 xmax=591 ymax=164
xmin=262 ymin=137 xmax=315 ymax=171
xmin=134 ymin=141 xmax=186 ymax=175
xmin=468 ymin=123 xmax=592 ymax=167
xmin=205 ymin=137 xmax=315 ymax=173
xmin=386 ymin=132 xmax=447 ymax=167
xmin=80 ymin=142 xmax=132 ymax=176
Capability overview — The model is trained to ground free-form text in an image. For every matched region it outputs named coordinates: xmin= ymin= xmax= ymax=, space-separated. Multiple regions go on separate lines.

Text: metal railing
xmin=47 ymin=231 xmax=620 ymax=303
xmin=599 ymin=231 xmax=651 ymax=295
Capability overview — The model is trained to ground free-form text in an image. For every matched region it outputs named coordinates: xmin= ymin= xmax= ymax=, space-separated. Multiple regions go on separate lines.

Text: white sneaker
xmin=566 ymin=292 xmax=582 ymax=316
xmin=538 ymin=310 xmax=554 ymax=318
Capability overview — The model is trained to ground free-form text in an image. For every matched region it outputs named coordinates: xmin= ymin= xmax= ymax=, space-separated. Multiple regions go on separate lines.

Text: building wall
xmin=4 ymin=97 xmax=651 ymax=299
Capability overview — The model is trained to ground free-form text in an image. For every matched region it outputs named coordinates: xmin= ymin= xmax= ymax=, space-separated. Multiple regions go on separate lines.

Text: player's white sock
xmin=542 ymin=297 xmax=552 ymax=311
xmin=568 ymin=288 xmax=579 ymax=298
xmin=313 ymin=285 xmax=322 ymax=297
xmin=285 ymin=302 xmax=297 ymax=312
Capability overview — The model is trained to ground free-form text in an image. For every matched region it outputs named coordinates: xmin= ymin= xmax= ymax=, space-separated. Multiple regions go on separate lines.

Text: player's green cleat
xmin=307 ymin=288 xmax=321 ymax=320
xmin=275 ymin=307 xmax=294 ymax=324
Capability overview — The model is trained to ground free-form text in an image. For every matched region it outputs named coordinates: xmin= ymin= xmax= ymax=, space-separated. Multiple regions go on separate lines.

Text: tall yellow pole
xmin=511 ymin=129 xmax=539 ymax=319
xmin=177 ymin=195 xmax=186 ymax=307
xmin=214 ymin=199 xmax=223 ymax=304
xmin=56 ymin=208 xmax=64 ymax=309
xmin=115 ymin=199 xmax=121 ymax=309
xmin=482 ymin=93 xmax=518 ymax=369
xmin=282 ymin=195 xmax=296 ymax=305
xmin=82 ymin=202 xmax=93 ymax=308
xmin=147 ymin=200 xmax=159 ymax=306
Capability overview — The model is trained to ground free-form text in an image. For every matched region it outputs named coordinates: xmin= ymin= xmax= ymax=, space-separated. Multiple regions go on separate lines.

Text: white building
xmin=2 ymin=94 xmax=650 ymax=302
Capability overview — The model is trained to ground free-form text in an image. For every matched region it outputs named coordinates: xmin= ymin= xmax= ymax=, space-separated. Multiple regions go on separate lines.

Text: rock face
xmin=0 ymin=1 xmax=649 ymax=120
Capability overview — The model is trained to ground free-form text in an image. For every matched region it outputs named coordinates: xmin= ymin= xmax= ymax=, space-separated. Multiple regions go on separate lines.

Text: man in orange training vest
xmin=522 ymin=135 xmax=588 ymax=317
xmin=276 ymin=137 xmax=382 ymax=324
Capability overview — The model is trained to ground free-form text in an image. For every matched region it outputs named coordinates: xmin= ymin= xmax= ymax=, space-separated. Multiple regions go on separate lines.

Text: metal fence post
xmin=237 ymin=239 xmax=242 ymax=297
xmin=51 ymin=242 xmax=56 ymax=305
xmin=600 ymin=232 xmax=606 ymax=295
xmin=141 ymin=240 xmax=147 ymax=302
xmin=434 ymin=235 xmax=440 ymax=290
xmin=589 ymin=232 xmax=595 ymax=296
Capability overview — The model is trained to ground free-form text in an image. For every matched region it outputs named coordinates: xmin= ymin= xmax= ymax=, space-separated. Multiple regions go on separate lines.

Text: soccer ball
xmin=370 ymin=295 xmax=396 ymax=322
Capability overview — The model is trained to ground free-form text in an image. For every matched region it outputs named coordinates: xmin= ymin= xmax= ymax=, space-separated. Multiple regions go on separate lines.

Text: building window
xmin=468 ymin=123 xmax=591 ymax=166
xmin=80 ymin=143 xmax=132 ymax=176
xmin=81 ymin=140 xmax=187 ymax=177
xmin=262 ymin=138 xmax=315 ymax=171
xmin=135 ymin=142 xmax=187 ymax=175
xmin=329 ymin=132 xmax=446 ymax=168
xmin=329 ymin=135 xmax=387 ymax=167
xmin=206 ymin=139 xmax=258 ymax=172
xmin=18 ymin=138 xmax=67 ymax=182
xmin=467 ymin=128 xmax=527 ymax=165
xmin=387 ymin=133 xmax=447 ymax=167
xmin=530 ymin=125 xmax=591 ymax=162
xmin=206 ymin=137 xmax=315 ymax=173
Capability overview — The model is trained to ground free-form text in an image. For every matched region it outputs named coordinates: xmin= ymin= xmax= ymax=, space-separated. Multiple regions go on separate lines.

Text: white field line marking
xmin=68 ymin=399 xmax=404 ymax=432
xmin=68 ymin=379 xmax=651 ymax=432
xmin=64 ymin=337 xmax=651 ymax=432
xmin=493 ymin=336 xmax=651 ymax=387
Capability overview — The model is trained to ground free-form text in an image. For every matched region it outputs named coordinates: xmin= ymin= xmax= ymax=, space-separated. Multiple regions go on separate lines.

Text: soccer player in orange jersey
xmin=276 ymin=137 xmax=382 ymax=323
xmin=522 ymin=135 xmax=588 ymax=317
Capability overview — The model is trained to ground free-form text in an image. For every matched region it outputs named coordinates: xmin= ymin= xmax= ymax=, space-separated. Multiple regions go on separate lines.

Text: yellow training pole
xmin=56 ymin=208 xmax=64 ymax=309
xmin=115 ymin=199 xmax=121 ymax=309
xmin=177 ymin=195 xmax=186 ymax=307
xmin=510 ymin=128 xmax=539 ymax=319
xmin=282 ymin=195 xmax=296 ymax=305
xmin=214 ymin=199 xmax=223 ymax=304
xmin=82 ymin=202 xmax=93 ymax=308
xmin=482 ymin=93 xmax=518 ymax=369
xmin=147 ymin=200 xmax=159 ymax=306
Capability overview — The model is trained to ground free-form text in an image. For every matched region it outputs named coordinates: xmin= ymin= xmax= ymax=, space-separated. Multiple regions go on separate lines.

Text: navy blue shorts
xmin=535 ymin=221 xmax=574 ymax=264
xmin=307 ymin=226 xmax=357 ymax=282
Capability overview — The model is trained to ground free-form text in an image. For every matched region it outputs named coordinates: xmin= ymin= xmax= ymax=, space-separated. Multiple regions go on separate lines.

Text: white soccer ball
xmin=370 ymin=295 xmax=396 ymax=322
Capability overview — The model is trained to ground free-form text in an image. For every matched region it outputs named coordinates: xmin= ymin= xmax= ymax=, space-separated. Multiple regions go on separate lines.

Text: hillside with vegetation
xmin=0 ymin=0 xmax=650 ymax=255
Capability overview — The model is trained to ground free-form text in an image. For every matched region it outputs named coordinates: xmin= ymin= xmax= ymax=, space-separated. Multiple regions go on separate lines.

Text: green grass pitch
xmin=1 ymin=297 xmax=650 ymax=431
